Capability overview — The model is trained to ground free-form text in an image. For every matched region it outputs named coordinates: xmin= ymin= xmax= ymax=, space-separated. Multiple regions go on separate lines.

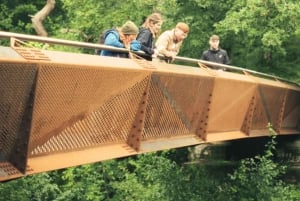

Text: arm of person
xmin=104 ymin=32 xmax=125 ymax=48
xmin=130 ymin=40 xmax=141 ymax=51
xmin=200 ymin=51 xmax=207 ymax=60
xmin=155 ymin=32 xmax=177 ymax=58
xmin=223 ymin=50 xmax=230 ymax=65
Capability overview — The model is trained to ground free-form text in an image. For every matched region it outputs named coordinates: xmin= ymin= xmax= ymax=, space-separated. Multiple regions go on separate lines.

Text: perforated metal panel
xmin=29 ymin=63 xmax=150 ymax=155
xmin=0 ymin=62 xmax=37 ymax=177
xmin=143 ymin=73 xmax=215 ymax=140
xmin=0 ymin=46 xmax=299 ymax=182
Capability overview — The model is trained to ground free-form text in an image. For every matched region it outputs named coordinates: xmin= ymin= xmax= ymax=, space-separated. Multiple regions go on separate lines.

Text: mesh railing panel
xmin=0 ymin=62 xmax=37 ymax=161
xmin=30 ymin=76 xmax=150 ymax=156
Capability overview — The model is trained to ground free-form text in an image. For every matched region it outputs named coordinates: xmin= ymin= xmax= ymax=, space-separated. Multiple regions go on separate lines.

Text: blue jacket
xmin=100 ymin=30 xmax=141 ymax=58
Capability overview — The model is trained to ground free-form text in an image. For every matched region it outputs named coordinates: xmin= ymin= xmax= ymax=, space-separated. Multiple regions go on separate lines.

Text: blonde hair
xmin=142 ymin=13 xmax=163 ymax=37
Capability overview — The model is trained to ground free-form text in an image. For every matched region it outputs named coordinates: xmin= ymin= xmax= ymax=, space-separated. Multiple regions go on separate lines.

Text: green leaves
xmin=214 ymin=0 xmax=300 ymax=80
xmin=225 ymin=128 xmax=298 ymax=201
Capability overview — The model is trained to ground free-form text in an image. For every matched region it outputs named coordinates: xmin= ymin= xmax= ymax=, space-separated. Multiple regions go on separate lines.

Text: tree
xmin=0 ymin=173 xmax=60 ymax=201
xmin=223 ymin=126 xmax=300 ymax=201
xmin=31 ymin=0 xmax=56 ymax=36
xmin=215 ymin=0 xmax=300 ymax=80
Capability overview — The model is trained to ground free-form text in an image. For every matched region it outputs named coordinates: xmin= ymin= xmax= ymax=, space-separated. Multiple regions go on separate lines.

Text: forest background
xmin=0 ymin=0 xmax=300 ymax=200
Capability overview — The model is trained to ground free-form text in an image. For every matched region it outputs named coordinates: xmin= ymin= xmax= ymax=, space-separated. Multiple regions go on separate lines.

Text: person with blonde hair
xmin=154 ymin=22 xmax=189 ymax=63
xmin=136 ymin=12 xmax=163 ymax=60
xmin=100 ymin=20 xmax=141 ymax=58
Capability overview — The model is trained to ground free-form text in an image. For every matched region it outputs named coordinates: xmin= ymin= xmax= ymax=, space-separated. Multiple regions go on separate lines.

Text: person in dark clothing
xmin=136 ymin=13 xmax=163 ymax=60
xmin=201 ymin=34 xmax=230 ymax=70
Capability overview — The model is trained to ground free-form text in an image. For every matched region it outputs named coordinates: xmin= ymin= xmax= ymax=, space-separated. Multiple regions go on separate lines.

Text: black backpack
xmin=95 ymin=28 xmax=116 ymax=55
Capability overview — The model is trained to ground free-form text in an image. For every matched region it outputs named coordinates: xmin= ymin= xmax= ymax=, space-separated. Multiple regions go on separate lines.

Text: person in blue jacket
xmin=101 ymin=21 xmax=141 ymax=58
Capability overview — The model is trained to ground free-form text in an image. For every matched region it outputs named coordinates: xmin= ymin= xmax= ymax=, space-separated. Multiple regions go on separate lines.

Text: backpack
xmin=95 ymin=28 xmax=116 ymax=55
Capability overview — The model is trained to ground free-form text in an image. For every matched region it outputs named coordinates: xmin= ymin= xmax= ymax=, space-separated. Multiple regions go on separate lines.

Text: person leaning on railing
xmin=153 ymin=22 xmax=189 ymax=63
xmin=100 ymin=21 xmax=141 ymax=58
xmin=136 ymin=12 xmax=163 ymax=61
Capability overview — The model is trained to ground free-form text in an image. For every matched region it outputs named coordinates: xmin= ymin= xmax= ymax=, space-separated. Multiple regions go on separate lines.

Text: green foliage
xmin=223 ymin=125 xmax=300 ymax=201
xmin=0 ymin=173 xmax=60 ymax=201
xmin=1 ymin=146 xmax=299 ymax=201
xmin=215 ymin=0 xmax=300 ymax=80
xmin=0 ymin=4 xmax=13 ymax=31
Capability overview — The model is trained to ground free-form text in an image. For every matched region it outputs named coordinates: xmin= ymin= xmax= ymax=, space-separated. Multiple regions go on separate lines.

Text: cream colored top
xmin=155 ymin=29 xmax=183 ymax=57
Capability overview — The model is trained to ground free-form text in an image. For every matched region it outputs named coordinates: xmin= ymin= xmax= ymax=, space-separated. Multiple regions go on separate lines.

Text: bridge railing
xmin=0 ymin=31 xmax=298 ymax=86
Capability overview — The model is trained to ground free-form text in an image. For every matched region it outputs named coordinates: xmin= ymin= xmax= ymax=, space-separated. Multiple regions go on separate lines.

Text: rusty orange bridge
xmin=0 ymin=31 xmax=299 ymax=181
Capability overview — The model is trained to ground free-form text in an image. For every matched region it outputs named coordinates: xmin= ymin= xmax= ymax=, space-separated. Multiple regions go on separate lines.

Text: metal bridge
xmin=0 ymin=31 xmax=299 ymax=181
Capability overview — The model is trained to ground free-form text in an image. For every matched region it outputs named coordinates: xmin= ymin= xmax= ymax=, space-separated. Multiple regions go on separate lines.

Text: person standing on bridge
xmin=200 ymin=34 xmax=230 ymax=70
xmin=136 ymin=12 xmax=163 ymax=61
xmin=153 ymin=22 xmax=189 ymax=63
xmin=99 ymin=21 xmax=141 ymax=58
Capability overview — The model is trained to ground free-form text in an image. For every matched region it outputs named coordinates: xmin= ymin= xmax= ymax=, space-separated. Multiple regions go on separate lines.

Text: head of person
xmin=120 ymin=21 xmax=139 ymax=45
xmin=142 ymin=12 xmax=163 ymax=37
xmin=209 ymin=35 xmax=220 ymax=50
xmin=174 ymin=22 xmax=189 ymax=42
